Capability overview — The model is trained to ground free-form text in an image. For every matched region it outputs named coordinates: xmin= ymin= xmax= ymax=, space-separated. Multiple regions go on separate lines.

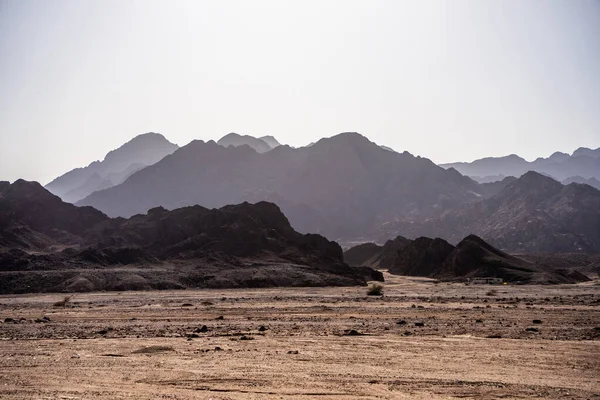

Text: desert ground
xmin=1 ymin=274 xmax=599 ymax=399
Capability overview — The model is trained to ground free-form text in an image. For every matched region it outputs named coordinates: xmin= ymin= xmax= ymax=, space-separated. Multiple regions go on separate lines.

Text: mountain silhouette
xmin=441 ymin=147 xmax=600 ymax=182
xmin=217 ymin=133 xmax=274 ymax=153
xmin=45 ymin=133 xmax=178 ymax=202
xmin=77 ymin=132 xmax=485 ymax=240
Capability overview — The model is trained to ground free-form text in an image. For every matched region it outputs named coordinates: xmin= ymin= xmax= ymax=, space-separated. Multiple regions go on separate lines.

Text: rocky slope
xmin=78 ymin=132 xmax=485 ymax=241
xmin=562 ymin=176 xmax=600 ymax=190
xmin=382 ymin=172 xmax=600 ymax=253
xmin=0 ymin=181 xmax=372 ymax=293
xmin=388 ymin=234 xmax=590 ymax=284
xmin=45 ymin=133 xmax=178 ymax=203
xmin=0 ymin=180 xmax=108 ymax=250
xmin=343 ymin=235 xmax=411 ymax=269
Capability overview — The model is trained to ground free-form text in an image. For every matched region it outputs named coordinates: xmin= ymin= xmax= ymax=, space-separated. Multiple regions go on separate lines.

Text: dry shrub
xmin=53 ymin=295 xmax=72 ymax=307
xmin=486 ymin=289 xmax=498 ymax=296
xmin=367 ymin=283 xmax=384 ymax=296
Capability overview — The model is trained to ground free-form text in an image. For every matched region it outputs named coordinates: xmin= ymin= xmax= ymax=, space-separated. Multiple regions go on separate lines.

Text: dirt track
xmin=1 ymin=274 xmax=599 ymax=399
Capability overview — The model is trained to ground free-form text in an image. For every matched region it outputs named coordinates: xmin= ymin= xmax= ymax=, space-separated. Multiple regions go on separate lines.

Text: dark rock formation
xmin=387 ymin=234 xmax=590 ymax=284
xmin=0 ymin=180 xmax=108 ymax=249
xmin=383 ymin=172 xmax=600 ymax=253
xmin=388 ymin=237 xmax=454 ymax=277
xmin=344 ymin=235 xmax=411 ymax=269
xmin=0 ymin=181 xmax=372 ymax=293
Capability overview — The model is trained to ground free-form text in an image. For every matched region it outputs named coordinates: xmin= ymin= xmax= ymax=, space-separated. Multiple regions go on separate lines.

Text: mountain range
xmin=344 ymin=234 xmax=593 ymax=284
xmin=217 ymin=132 xmax=281 ymax=153
xmin=441 ymin=147 xmax=600 ymax=183
xmin=76 ymin=133 xmax=490 ymax=241
xmin=381 ymin=171 xmax=600 ymax=253
xmin=25 ymin=131 xmax=600 ymax=255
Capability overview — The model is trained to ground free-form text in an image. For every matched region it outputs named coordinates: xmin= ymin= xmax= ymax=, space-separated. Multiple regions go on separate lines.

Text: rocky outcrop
xmin=343 ymin=235 xmax=411 ymax=269
xmin=0 ymin=180 xmax=108 ymax=249
xmin=387 ymin=234 xmax=590 ymax=284
xmin=388 ymin=237 xmax=454 ymax=277
xmin=383 ymin=172 xmax=600 ymax=253
xmin=0 ymin=181 xmax=373 ymax=293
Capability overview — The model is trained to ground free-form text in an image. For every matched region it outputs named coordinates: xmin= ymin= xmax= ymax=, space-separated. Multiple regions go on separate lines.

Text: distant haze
xmin=1 ymin=0 xmax=599 ymax=184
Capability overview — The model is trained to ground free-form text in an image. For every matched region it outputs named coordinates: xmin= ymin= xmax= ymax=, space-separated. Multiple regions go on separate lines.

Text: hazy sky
xmin=1 ymin=0 xmax=599 ymax=184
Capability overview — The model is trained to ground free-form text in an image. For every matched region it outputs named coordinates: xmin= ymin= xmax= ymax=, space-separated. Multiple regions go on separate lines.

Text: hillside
xmin=343 ymin=235 xmax=411 ymax=269
xmin=0 ymin=180 xmax=108 ymax=250
xmin=0 ymin=181 xmax=373 ymax=293
xmin=388 ymin=234 xmax=589 ymax=284
xmin=382 ymin=172 xmax=600 ymax=253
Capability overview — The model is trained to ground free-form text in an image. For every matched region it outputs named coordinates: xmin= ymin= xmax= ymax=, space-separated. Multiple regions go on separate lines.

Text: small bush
xmin=486 ymin=289 xmax=498 ymax=296
xmin=367 ymin=283 xmax=384 ymax=296
xmin=53 ymin=295 xmax=72 ymax=307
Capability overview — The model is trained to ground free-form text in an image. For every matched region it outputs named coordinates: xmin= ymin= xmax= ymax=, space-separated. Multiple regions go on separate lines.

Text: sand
xmin=1 ymin=274 xmax=599 ymax=399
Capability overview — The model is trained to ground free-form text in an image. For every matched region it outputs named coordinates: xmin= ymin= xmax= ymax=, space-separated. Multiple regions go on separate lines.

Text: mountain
xmin=562 ymin=176 xmax=600 ymax=190
xmin=388 ymin=237 xmax=455 ymax=277
xmin=217 ymin=133 xmax=274 ymax=153
xmin=572 ymin=147 xmax=600 ymax=158
xmin=0 ymin=180 xmax=108 ymax=250
xmin=77 ymin=132 xmax=487 ymax=241
xmin=0 ymin=181 xmax=373 ymax=293
xmin=259 ymin=135 xmax=282 ymax=148
xmin=388 ymin=234 xmax=589 ymax=284
xmin=343 ymin=235 xmax=411 ymax=269
xmin=45 ymin=133 xmax=178 ymax=202
xmin=382 ymin=172 xmax=600 ymax=253
xmin=441 ymin=147 xmax=600 ymax=182
xmin=441 ymin=154 xmax=530 ymax=180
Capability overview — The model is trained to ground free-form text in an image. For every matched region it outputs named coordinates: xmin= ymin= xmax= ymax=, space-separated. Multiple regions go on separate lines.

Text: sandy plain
xmin=1 ymin=274 xmax=599 ymax=399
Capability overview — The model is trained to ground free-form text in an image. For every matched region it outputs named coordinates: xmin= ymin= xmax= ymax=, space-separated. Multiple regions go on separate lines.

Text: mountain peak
xmin=45 ymin=132 xmax=179 ymax=202
xmin=217 ymin=133 xmax=273 ymax=153
xmin=314 ymin=132 xmax=374 ymax=148
xmin=572 ymin=146 xmax=600 ymax=158
xmin=508 ymin=171 xmax=562 ymax=193
xmin=259 ymin=135 xmax=282 ymax=148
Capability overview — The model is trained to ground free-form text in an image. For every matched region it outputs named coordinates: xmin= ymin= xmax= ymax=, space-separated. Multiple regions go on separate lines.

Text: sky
xmin=1 ymin=0 xmax=599 ymax=184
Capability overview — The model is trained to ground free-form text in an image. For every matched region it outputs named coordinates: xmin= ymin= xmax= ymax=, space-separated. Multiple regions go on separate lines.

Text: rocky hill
xmin=0 ymin=180 xmax=108 ymax=250
xmin=343 ymin=235 xmax=411 ymax=269
xmin=382 ymin=172 xmax=600 ymax=253
xmin=562 ymin=176 xmax=600 ymax=190
xmin=45 ymin=133 xmax=178 ymax=203
xmin=0 ymin=181 xmax=373 ymax=293
xmin=78 ymin=132 xmax=485 ymax=241
xmin=388 ymin=234 xmax=590 ymax=284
